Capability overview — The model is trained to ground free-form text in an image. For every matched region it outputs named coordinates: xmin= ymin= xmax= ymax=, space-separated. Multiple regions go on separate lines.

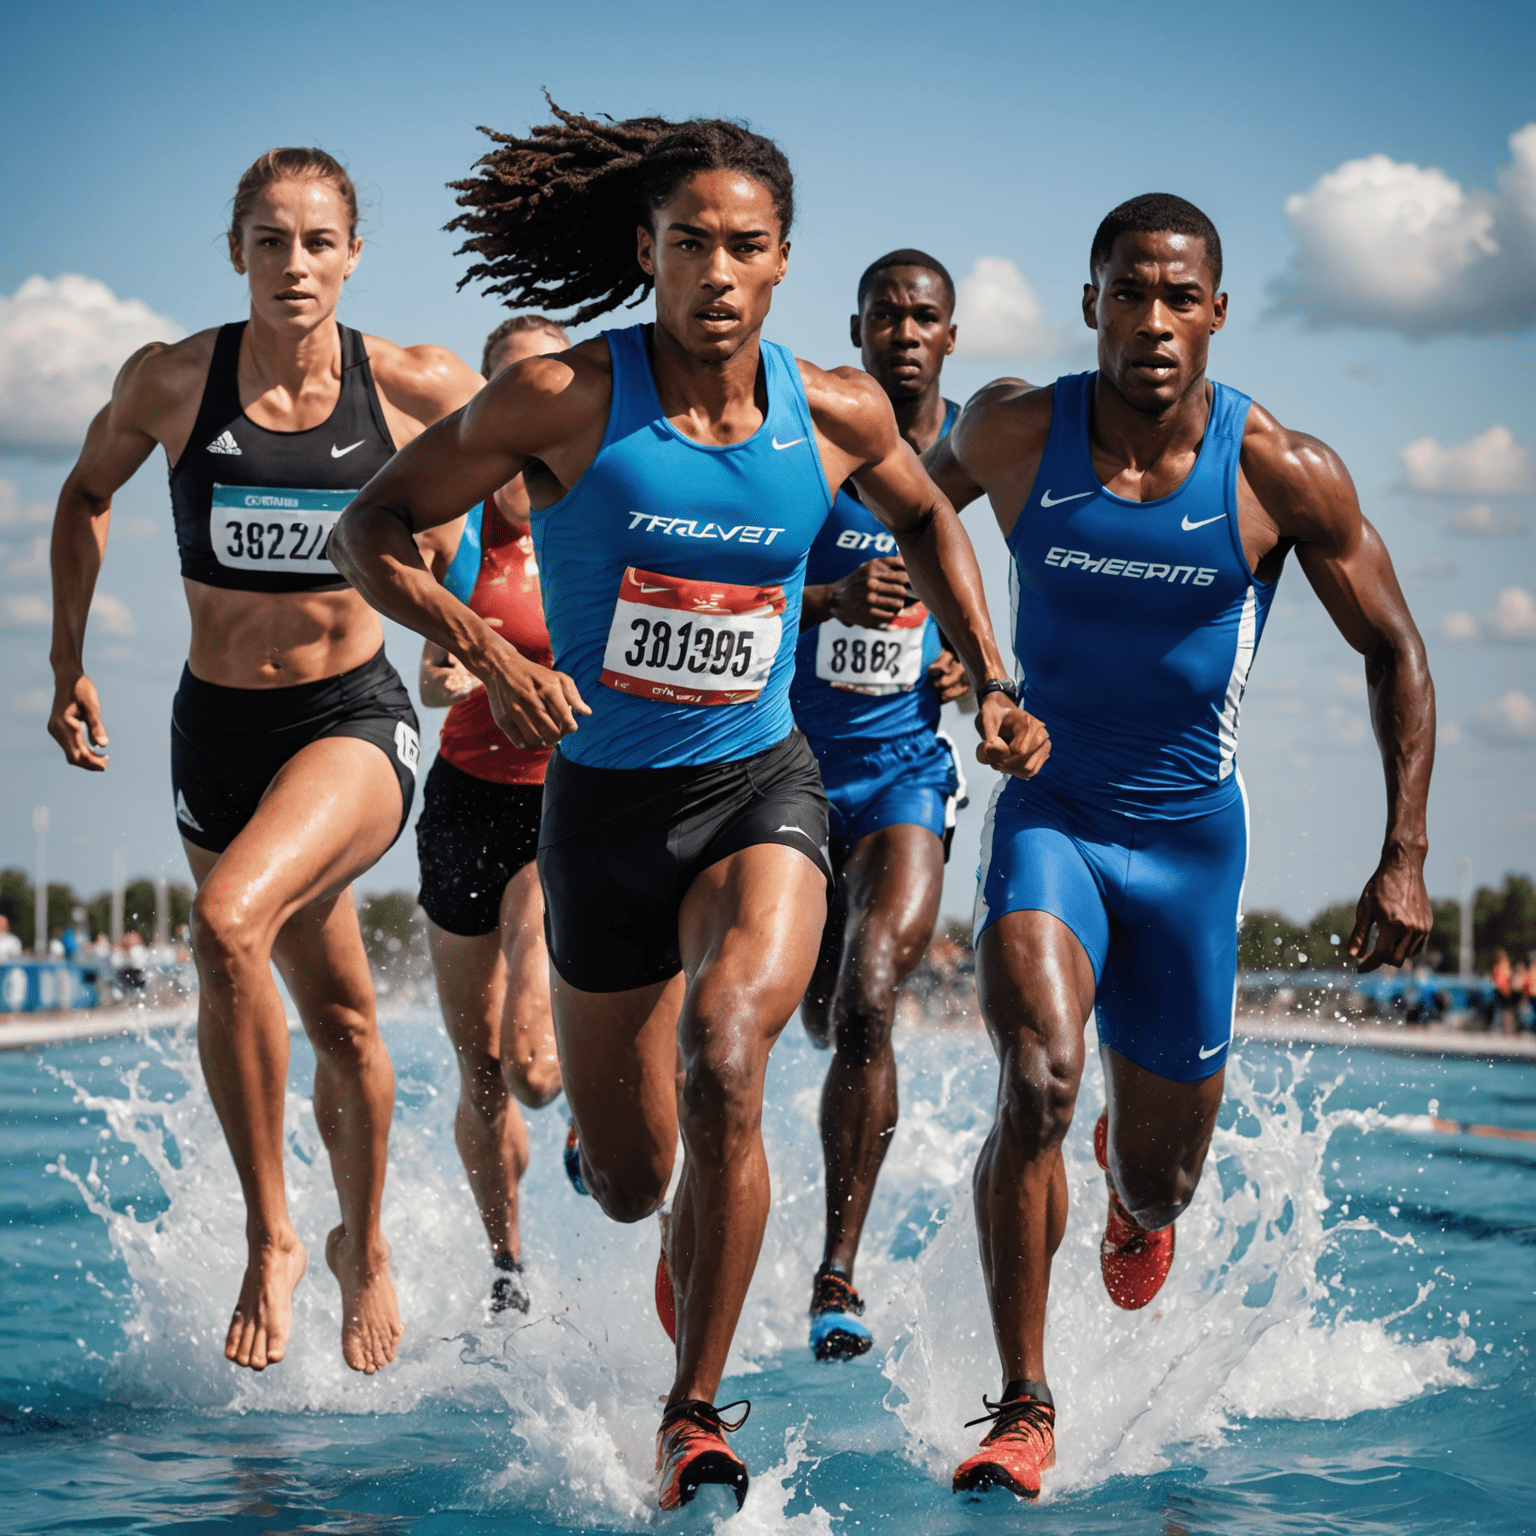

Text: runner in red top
xmin=415 ymin=315 xmax=569 ymax=1314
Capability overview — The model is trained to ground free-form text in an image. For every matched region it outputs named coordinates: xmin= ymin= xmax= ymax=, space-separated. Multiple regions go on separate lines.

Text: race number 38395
xmin=211 ymin=485 xmax=353 ymax=572
xmin=600 ymin=566 xmax=786 ymax=705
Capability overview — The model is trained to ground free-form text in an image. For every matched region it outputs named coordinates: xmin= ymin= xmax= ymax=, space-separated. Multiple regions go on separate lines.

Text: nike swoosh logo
xmin=1040 ymin=489 xmax=1093 ymax=508
xmin=1197 ymin=1040 xmax=1229 ymax=1059
xmin=776 ymin=824 xmax=812 ymax=839
xmin=638 ymin=583 xmax=670 ymax=593
xmin=772 ymin=437 xmax=806 ymax=451
xmin=331 ymin=440 xmax=364 ymax=458
xmin=1181 ymin=513 xmax=1226 ymax=531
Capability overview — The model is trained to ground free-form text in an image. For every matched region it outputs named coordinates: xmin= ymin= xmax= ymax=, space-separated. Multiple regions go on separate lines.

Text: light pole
xmin=1458 ymin=856 xmax=1474 ymax=977
xmin=32 ymin=806 xmax=48 ymax=957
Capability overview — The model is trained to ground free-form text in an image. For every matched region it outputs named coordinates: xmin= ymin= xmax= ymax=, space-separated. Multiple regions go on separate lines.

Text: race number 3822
xmin=211 ymin=485 xmax=354 ymax=572
xmin=600 ymin=566 xmax=786 ymax=705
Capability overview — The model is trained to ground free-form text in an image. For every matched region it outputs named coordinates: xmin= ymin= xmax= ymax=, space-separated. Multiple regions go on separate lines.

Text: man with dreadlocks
xmin=923 ymin=193 xmax=1434 ymax=1499
xmin=332 ymin=103 xmax=1048 ymax=1513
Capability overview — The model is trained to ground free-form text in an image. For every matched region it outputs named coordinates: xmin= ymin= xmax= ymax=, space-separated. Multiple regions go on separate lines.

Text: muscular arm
xmin=49 ymin=343 xmax=186 ymax=770
xmin=331 ymin=350 xmax=603 ymax=748
xmin=1245 ymin=422 xmax=1435 ymax=971
xmin=805 ymin=365 xmax=1048 ymax=778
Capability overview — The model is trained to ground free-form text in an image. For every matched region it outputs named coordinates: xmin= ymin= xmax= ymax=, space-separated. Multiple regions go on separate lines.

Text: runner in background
xmin=47 ymin=148 xmax=483 ymax=1375
xmin=791 ymin=250 xmax=971 ymax=1361
xmin=414 ymin=315 xmax=570 ymax=1312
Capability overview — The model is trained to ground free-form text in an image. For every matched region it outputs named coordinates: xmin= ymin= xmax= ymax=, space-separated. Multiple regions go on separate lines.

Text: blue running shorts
xmin=806 ymin=727 xmax=966 ymax=864
xmin=973 ymin=773 xmax=1249 ymax=1081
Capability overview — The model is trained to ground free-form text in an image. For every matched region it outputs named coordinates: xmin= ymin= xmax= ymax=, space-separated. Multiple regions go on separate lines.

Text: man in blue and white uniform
xmin=926 ymin=194 xmax=1436 ymax=1498
xmin=333 ymin=125 xmax=1050 ymax=1512
xmin=790 ymin=250 xmax=971 ymax=1361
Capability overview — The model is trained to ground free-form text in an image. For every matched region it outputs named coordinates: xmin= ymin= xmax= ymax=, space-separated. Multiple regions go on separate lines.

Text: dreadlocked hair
xmin=447 ymin=99 xmax=794 ymax=326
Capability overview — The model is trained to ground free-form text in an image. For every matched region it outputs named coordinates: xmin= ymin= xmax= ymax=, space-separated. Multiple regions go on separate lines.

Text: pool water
xmin=1 ymin=1008 xmax=1530 ymax=1533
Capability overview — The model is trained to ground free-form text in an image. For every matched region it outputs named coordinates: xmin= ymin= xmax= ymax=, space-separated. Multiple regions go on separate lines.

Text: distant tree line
xmin=1238 ymin=872 xmax=1535 ymax=975
xmin=0 ymin=868 xmax=192 ymax=945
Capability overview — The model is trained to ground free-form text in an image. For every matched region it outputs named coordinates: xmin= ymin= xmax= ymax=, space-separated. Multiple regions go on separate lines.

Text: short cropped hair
xmin=481 ymin=314 xmax=569 ymax=379
xmin=856 ymin=248 xmax=956 ymax=313
xmin=1089 ymin=194 xmax=1222 ymax=288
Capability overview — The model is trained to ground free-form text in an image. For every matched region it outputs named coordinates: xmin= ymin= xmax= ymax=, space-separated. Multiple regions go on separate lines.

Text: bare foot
xmin=326 ymin=1225 xmax=403 ymax=1373
xmin=225 ymin=1236 xmax=308 ymax=1370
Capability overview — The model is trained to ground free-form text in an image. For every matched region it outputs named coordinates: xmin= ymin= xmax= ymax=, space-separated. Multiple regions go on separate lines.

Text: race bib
xmin=211 ymin=485 xmax=353 ymax=573
xmin=815 ymin=606 xmax=928 ymax=695
xmin=600 ymin=566 xmax=786 ymax=705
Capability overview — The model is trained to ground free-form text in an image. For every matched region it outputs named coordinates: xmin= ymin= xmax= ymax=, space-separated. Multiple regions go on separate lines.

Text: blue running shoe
xmin=564 ymin=1120 xmax=590 ymax=1197
xmin=809 ymin=1264 xmax=873 ymax=1361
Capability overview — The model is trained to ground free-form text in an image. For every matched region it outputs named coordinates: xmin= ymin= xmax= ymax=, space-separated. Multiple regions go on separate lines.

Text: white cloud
xmin=1441 ymin=610 xmax=1478 ymax=641
xmin=0 ymin=593 xmax=49 ymax=627
xmin=1485 ymin=585 xmax=1536 ymax=641
xmin=11 ymin=689 xmax=50 ymax=716
xmin=1271 ymin=123 xmax=1536 ymax=335
xmin=0 ymin=274 xmax=184 ymax=456
xmin=1408 ymin=554 xmax=1459 ymax=582
xmin=953 ymin=257 xmax=1071 ymax=358
xmin=1468 ymin=688 xmax=1536 ymax=744
xmin=4 ymin=535 xmax=48 ymax=581
xmin=1397 ymin=424 xmax=1534 ymax=497
xmin=90 ymin=591 xmax=134 ymax=636
xmin=1444 ymin=502 xmax=1527 ymax=535
xmin=0 ymin=478 xmax=49 ymax=530
xmin=1438 ymin=722 xmax=1463 ymax=745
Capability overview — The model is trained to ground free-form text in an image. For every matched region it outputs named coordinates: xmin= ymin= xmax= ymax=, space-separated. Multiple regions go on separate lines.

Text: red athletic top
xmin=438 ymin=498 xmax=553 ymax=785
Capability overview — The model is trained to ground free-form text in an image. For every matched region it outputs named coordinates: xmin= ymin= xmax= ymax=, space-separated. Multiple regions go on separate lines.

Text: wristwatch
xmin=976 ymin=678 xmax=1019 ymax=705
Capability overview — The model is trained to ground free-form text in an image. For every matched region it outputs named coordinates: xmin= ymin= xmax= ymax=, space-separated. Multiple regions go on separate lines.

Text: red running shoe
xmin=1094 ymin=1109 xmax=1175 ymax=1310
xmin=951 ymin=1383 xmax=1056 ymax=1499
xmin=655 ymin=1242 xmax=677 ymax=1342
xmin=655 ymin=1398 xmax=750 ymax=1511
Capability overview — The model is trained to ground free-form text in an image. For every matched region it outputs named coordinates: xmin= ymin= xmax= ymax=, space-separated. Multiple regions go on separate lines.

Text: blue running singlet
xmin=530 ymin=326 xmax=834 ymax=770
xmin=1009 ymin=371 xmax=1274 ymax=820
xmin=790 ymin=400 xmax=958 ymax=739
xmin=974 ymin=372 xmax=1275 ymax=1080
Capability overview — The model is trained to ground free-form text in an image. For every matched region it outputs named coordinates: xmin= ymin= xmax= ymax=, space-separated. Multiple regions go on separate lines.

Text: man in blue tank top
xmin=790 ymin=250 xmax=971 ymax=1362
xmin=334 ymin=109 xmax=1050 ymax=1513
xmin=923 ymin=195 xmax=1436 ymax=1499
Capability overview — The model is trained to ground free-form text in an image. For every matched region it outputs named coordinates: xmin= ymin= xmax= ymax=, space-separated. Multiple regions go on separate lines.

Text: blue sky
xmin=0 ymin=0 xmax=1531 ymax=923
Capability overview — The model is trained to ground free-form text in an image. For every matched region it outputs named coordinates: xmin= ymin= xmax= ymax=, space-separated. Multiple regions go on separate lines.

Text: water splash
xmin=47 ymin=1009 xmax=1477 ymax=1525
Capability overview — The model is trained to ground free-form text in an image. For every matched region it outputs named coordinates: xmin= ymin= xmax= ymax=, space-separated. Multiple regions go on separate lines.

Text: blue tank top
xmin=530 ymin=325 xmax=833 ymax=769
xmin=790 ymin=401 xmax=957 ymax=741
xmin=1010 ymin=371 xmax=1274 ymax=819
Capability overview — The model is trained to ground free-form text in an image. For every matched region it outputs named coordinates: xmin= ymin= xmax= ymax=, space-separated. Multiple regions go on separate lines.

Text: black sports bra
xmin=169 ymin=321 xmax=396 ymax=592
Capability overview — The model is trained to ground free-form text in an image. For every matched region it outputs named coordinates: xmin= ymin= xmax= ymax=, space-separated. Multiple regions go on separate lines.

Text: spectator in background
xmin=1490 ymin=950 xmax=1515 ymax=1036
xmin=0 ymin=899 xmax=22 ymax=960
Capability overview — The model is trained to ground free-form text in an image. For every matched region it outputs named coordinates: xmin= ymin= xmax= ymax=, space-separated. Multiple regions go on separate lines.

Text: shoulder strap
xmin=339 ymin=324 xmax=395 ymax=447
xmin=939 ymin=398 xmax=960 ymax=441
xmin=185 ymin=322 xmax=247 ymax=446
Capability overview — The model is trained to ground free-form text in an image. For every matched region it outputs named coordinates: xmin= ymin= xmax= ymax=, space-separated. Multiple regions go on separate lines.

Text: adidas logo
xmin=207 ymin=430 xmax=241 ymax=456
xmin=175 ymin=789 xmax=204 ymax=832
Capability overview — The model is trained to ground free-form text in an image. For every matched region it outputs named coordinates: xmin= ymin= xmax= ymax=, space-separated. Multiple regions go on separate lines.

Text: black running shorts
xmin=416 ymin=756 xmax=543 ymax=937
xmin=538 ymin=730 xmax=833 ymax=993
xmin=170 ymin=648 xmax=419 ymax=854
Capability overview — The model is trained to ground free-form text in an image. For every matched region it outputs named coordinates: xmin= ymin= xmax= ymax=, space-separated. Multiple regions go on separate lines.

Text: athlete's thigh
xmin=976 ymin=909 xmax=1097 ymax=1078
xmin=1095 ymin=793 xmax=1248 ymax=1083
xmin=427 ymin=919 xmax=506 ymax=1063
xmin=841 ymin=820 xmax=945 ymax=968
xmin=551 ymin=968 xmax=687 ymax=1185
xmin=677 ymin=842 xmax=829 ymax=1060
xmin=195 ymin=735 xmax=404 ymax=935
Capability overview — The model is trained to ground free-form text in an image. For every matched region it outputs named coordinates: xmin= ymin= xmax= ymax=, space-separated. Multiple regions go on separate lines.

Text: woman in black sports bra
xmin=46 ymin=147 xmax=482 ymax=1377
